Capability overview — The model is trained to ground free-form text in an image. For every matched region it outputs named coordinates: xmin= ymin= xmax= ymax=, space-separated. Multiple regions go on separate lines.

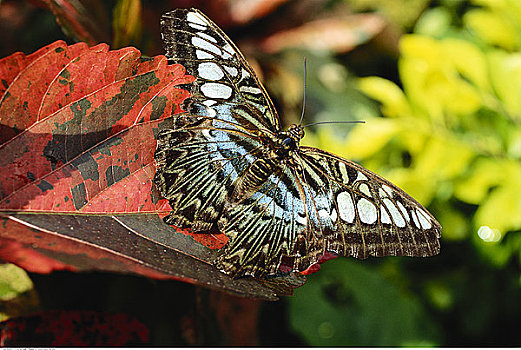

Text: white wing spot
xmin=196 ymin=50 xmax=213 ymax=59
xmin=330 ymin=208 xmax=338 ymax=223
xmin=382 ymin=185 xmax=394 ymax=197
xmin=318 ymin=209 xmax=329 ymax=219
xmin=202 ymin=100 xmax=217 ymax=106
xmin=383 ymin=198 xmax=405 ymax=227
xmin=397 ymin=201 xmax=410 ymax=222
xmin=318 ymin=208 xmax=337 ymax=223
xmin=411 ymin=210 xmax=421 ymax=228
xmin=239 ymin=86 xmax=262 ymax=94
xmin=416 ymin=208 xmax=432 ymax=229
xmin=224 ymin=66 xmax=238 ymax=77
xmin=337 ymin=191 xmax=355 ymax=223
xmin=188 ymin=22 xmax=206 ymax=31
xmin=355 ymin=171 xmax=368 ymax=183
xmin=359 ymin=183 xmax=371 ymax=197
xmin=201 ymin=83 xmax=232 ymax=99
xmin=202 ymin=100 xmax=217 ymax=117
xmin=296 ymin=214 xmax=307 ymax=225
xmin=201 ymin=128 xmax=213 ymax=141
xmin=357 ymin=198 xmax=377 ymax=224
xmin=197 ymin=32 xmax=216 ymax=43
xmin=198 ymin=62 xmax=224 ymax=81
xmin=339 ymin=162 xmax=350 ymax=183
xmin=380 ymin=205 xmax=392 ymax=224
xmin=222 ymin=43 xmax=234 ymax=59
xmin=192 ymin=37 xmax=222 ymax=56
xmin=187 ymin=11 xmax=208 ymax=26
xmin=241 ymin=68 xmax=250 ymax=80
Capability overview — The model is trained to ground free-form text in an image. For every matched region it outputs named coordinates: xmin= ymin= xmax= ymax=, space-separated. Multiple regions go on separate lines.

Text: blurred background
xmin=1 ymin=0 xmax=521 ymax=346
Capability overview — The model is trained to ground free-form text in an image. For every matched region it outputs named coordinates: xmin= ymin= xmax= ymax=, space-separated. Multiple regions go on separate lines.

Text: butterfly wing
xmin=215 ymin=161 xmax=311 ymax=276
xmin=296 ymin=147 xmax=441 ymax=260
xmin=155 ymin=8 xmax=284 ymax=232
xmin=215 ymin=146 xmax=441 ymax=277
xmin=160 ymin=8 xmax=281 ymax=133
xmin=154 ymin=113 xmax=263 ymax=231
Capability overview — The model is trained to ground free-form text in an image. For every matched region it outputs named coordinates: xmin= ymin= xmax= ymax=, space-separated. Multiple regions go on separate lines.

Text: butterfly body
xmin=154 ymin=8 xmax=441 ymax=277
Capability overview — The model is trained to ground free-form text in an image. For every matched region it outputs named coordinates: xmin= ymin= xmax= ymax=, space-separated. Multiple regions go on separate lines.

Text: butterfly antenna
xmin=301 ymin=120 xmax=365 ymax=128
xmin=298 ymin=58 xmax=307 ymax=127
xmin=297 ymin=59 xmax=364 ymax=129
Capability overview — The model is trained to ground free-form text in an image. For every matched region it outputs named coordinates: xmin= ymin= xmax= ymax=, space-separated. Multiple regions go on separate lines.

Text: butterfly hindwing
xmin=216 ymin=161 xmax=310 ymax=276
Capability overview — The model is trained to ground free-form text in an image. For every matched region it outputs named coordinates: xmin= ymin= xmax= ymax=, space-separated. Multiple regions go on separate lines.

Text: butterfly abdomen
xmin=230 ymin=158 xmax=280 ymax=204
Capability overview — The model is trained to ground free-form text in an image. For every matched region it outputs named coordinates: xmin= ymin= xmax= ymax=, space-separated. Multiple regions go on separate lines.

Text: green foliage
xmin=348 ymin=0 xmax=431 ymax=28
xmin=0 ymin=264 xmax=38 ymax=321
xmin=112 ymin=0 xmax=143 ymax=48
xmin=0 ymin=264 xmax=33 ymax=301
xmin=289 ymin=259 xmax=439 ymax=346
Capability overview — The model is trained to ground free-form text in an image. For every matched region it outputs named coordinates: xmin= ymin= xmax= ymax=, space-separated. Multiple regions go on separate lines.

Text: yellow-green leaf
xmin=0 ymin=264 xmax=33 ymax=301
xmin=475 ymin=167 xmax=521 ymax=234
xmin=454 ymin=158 xmax=505 ymax=204
xmin=400 ymin=34 xmax=444 ymax=64
xmin=358 ymin=77 xmax=411 ymax=118
xmin=464 ymin=9 xmax=520 ymax=50
xmin=414 ymin=136 xmax=474 ymax=181
xmin=342 ymin=118 xmax=399 ymax=159
xmin=415 ymin=7 xmax=452 ymax=37
xmin=441 ymin=38 xmax=490 ymax=92
xmin=443 ymin=79 xmax=482 ymax=116
xmin=488 ymin=50 xmax=521 ymax=118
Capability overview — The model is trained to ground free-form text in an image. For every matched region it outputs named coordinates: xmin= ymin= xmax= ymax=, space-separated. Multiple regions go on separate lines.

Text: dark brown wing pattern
xmin=154 ymin=8 xmax=441 ymax=278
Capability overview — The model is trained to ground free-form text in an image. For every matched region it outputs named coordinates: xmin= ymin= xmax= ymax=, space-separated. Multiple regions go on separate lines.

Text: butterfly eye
xmin=282 ymin=137 xmax=296 ymax=150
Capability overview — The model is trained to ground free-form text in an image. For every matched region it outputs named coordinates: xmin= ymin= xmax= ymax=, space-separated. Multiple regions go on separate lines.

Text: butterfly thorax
xmin=271 ymin=124 xmax=305 ymax=159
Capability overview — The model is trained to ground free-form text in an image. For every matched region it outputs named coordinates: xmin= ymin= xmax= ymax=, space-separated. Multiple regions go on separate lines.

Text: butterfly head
xmin=288 ymin=123 xmax=305 ymax=140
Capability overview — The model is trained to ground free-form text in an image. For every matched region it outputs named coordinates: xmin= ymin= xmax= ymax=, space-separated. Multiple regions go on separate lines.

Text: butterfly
xmin=154 ymin=8 xmax=441 ymax=278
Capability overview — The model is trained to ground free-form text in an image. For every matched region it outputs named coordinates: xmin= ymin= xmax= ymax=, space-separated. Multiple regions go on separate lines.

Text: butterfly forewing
xmin=297 ymin=147 xmax=441 ymax=260
xmin=160 ymin=9 xmax=280 ymax=133
xmin=154 ymin=8 xmax=441 ymax=278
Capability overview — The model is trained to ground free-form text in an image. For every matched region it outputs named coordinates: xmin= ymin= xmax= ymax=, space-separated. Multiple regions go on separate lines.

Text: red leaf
xmin=0 ymin=41 xmax=304 ymax=300
xmin=0 ymin=310 xmax=148 ymax=346
xmin=261 ymin=14 xmax=386 ymax=54
xmin=227 ymin=0 xmax=289 ymax=24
